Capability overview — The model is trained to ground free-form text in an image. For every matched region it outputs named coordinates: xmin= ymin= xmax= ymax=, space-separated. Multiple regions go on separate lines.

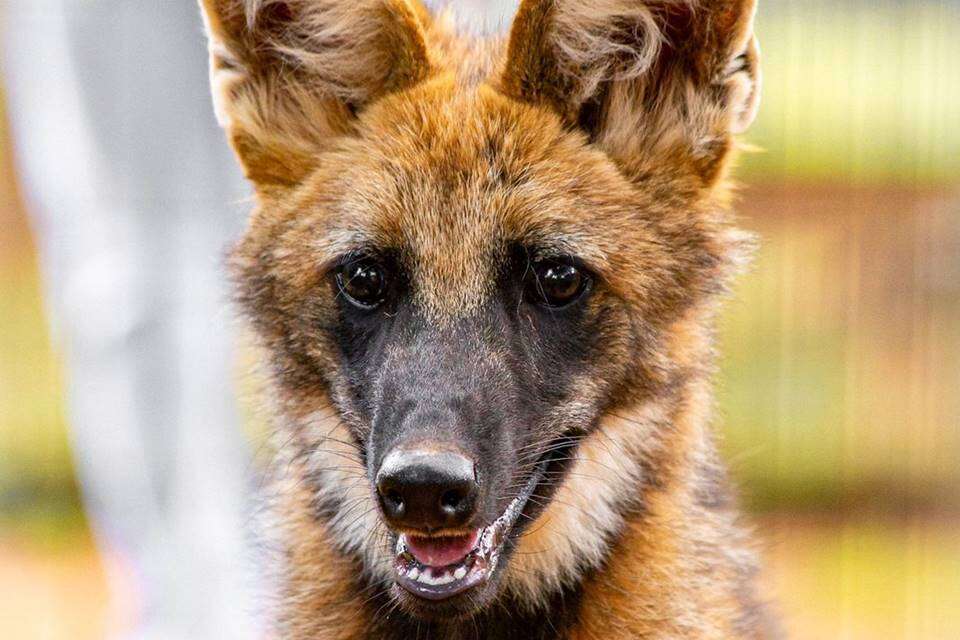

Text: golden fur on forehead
xmin=258 ymin=77 xmax=737 ymax=323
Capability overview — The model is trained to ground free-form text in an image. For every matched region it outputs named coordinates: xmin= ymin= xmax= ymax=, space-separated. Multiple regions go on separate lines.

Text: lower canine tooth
xmin=408 ymin=567 xmax=420 ymax=580
xmin=454 ymin=566 xmax=467 ymax=580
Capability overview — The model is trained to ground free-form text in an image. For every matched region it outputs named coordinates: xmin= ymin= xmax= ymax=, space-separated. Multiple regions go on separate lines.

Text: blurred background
xmin=1 ymin=1 xmax=958 ymax=638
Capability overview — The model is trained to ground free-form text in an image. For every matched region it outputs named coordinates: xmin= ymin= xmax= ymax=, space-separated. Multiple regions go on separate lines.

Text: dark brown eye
xmin=530 ymin=258 xmax=590 ymax=308
xmin=337 ymin=257 xmax=387 ymax=309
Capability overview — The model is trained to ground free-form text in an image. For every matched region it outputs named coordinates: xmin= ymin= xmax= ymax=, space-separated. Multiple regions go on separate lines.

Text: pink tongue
xmin=405 ymin=531 xmax=480 ymax=567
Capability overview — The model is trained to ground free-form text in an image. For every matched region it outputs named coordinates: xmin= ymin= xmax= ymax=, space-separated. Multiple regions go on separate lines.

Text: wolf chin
xmin=199 ymin=0 xmax=777 ymax=637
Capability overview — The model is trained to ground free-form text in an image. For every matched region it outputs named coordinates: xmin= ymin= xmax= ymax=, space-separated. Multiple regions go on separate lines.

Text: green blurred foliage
xmin=765 ymin=516 xmax=960 ymax=638
xmin=743 ymin=1 xmax=960 ymax=184
xmin=719 ymin=187 xmax=960 ymax=512
xmin=0 ymin=252 xmax=82 ymax=535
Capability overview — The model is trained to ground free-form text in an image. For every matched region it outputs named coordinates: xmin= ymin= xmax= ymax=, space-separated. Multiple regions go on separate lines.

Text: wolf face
xmin=201 ymin=0 xmax=764 ymax=632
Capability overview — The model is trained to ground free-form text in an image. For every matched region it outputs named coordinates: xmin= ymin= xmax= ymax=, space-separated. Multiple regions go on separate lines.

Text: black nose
xmin=376 ymin=449 xmax=479 ymax=532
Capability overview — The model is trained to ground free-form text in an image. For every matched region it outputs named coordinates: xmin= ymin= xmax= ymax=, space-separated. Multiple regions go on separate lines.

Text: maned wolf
xmin=200 ymin=0 xmax=776 ymax=637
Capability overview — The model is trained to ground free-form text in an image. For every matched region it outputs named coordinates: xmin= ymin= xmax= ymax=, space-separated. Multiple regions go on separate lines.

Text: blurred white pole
xmin=2 ymin=3 xmax=263 ymax=639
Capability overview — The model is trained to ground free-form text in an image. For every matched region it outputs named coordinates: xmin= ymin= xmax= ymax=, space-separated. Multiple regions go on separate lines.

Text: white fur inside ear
xmin=207 ymin=46 xmax=247 ymax=129
xmin=552 ymin=0 xmax=697 ymax=103
xmin=198 ymin=3 xmax=240 ymax=130
xmin=727 ymin=35 xmax=761 ymax=134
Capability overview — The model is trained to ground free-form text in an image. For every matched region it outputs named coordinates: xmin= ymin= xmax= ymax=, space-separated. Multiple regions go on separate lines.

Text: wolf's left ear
xmin=199 ymin=0 xmax=432 ymax=192
xmin=501 ymin=0 xmax=760 ymax=186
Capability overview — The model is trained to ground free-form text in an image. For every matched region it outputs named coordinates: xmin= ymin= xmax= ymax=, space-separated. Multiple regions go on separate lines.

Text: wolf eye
xmin=337 ymin=257 xmax=387 ymax=309
xmin=529 ymin=258 xmax=590 ymax=308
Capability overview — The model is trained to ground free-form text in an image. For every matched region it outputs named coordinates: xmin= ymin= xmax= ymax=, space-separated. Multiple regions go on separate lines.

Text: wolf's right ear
xmin=199 ymin=0 xmax=433 ymax=192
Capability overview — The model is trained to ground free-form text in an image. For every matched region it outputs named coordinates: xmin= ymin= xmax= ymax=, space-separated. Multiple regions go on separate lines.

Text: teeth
xmin=396 ymin=461 xmax=543 ymax=589
xmin=416 ymin=568 xmax=455 ymax=586
xmin=403 ymin=564 xmax=469 ymax=586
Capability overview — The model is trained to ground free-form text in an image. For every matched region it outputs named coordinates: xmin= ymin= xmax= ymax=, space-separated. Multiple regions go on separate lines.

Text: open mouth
xmin=393 ymin=462 xmax=545 ymax=601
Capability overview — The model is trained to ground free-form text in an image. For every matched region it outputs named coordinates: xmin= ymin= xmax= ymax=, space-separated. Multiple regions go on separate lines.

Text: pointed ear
xmin=501 ymin=0 xmax=760 ymax=186
xmin=199 ymin=0 xmax=433 ymax=192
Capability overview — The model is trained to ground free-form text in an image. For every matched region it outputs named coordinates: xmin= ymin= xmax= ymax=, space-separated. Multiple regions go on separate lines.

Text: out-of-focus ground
xmin=2 ymin=1 xmax=959 ymax=638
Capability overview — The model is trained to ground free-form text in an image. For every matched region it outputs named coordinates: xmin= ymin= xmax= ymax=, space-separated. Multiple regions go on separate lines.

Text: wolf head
xmin=201 ymin=0 xmax=760 ymax=623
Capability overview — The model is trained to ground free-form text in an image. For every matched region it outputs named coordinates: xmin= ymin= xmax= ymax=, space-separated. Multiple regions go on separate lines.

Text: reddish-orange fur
xmin=199 ymin=0 xmax=777 ymax=637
